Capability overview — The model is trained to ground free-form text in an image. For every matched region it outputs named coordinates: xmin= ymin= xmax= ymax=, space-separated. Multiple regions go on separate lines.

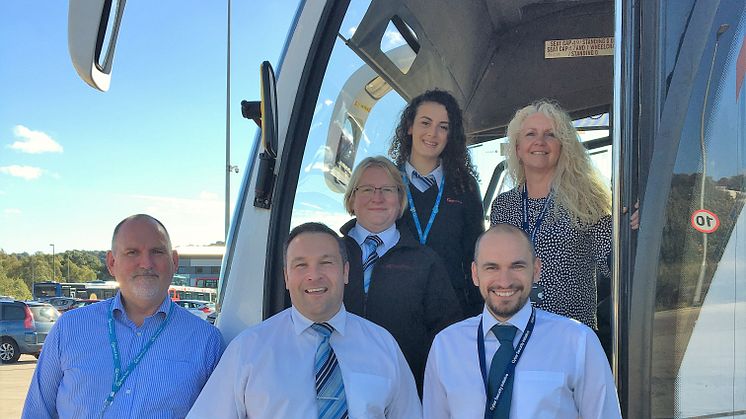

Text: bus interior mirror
xmin=68 ymin=0 xmax=127 ymax=92
xmin=260 ymin=61 xmax=278 ymax=158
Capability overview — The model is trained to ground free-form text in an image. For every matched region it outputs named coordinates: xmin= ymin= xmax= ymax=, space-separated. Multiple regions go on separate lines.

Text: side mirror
xmin=260 ymin=61 xmax=278 ymax=158
xmin=68 ymin=0 xmax=127 ymax=92
xmin=241 ymin=61 xmax=279 ymax=209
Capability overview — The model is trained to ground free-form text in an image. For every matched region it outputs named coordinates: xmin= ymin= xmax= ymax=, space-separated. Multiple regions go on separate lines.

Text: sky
xmin=0 ymin=1 xmax=300 ymax=254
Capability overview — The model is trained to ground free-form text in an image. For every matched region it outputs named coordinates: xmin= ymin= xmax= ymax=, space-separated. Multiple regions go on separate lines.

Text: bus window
xmin=646 ymin=2 xmax=745 ymax=416
xmin=288 ymin=0 xmax=406 ymax=232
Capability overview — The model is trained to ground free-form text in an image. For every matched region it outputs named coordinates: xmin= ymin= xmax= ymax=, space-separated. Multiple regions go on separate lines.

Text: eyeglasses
xmin=354 ymin=185 xmax=399 ymax=198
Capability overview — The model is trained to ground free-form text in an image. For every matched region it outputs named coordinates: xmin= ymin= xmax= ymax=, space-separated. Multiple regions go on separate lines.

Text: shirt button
xmin=125 ymin=389 xmax=132 ymax=394
xmin=136 ymin=332 xmax=142 ymax=336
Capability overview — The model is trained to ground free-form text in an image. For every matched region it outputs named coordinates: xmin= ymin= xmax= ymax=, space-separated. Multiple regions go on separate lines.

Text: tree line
xmin=0 ymin=250 xmax=111 ymax=300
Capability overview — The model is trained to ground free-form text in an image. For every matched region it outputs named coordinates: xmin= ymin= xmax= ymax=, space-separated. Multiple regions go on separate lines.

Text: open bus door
xmin=68 ymin=0 xmax=745 ymax=416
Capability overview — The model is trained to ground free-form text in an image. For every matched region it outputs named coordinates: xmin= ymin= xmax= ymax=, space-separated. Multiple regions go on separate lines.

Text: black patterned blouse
xmin=489 ymin=187 xmax=612 ymax=329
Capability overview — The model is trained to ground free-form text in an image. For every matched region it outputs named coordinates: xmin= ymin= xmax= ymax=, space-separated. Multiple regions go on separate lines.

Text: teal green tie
xmin=487 ymin=325 xmax=517 ymax=419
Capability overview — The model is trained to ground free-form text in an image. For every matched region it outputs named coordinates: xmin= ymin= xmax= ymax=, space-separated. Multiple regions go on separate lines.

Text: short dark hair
xmin=474 ymin=223 xmax=536 ymax=261
xmin=283 ymin=222 xmax=348 ymax=268
xmin=111 ymin=214 xmax=171 ymax=251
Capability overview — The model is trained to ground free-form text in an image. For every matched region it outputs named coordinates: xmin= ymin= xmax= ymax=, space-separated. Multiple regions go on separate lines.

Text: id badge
xmin=530 ymin=283 xmax=545 ymax=303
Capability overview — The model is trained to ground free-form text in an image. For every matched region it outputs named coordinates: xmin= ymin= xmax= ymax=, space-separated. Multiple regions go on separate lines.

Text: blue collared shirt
xmin=23 ymin=292 xmax=224 ymax=419
xmin=405 ymin=161 xmax=444 ymax=192
xmin=348 ymin=223 xmax=400 ymax=260
xmin=186 ymin=306 xmax=422 ymax=418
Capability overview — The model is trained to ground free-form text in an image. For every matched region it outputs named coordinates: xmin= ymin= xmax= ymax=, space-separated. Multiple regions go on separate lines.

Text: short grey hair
xmin=111 ymin=214 xmax=172 ymax=251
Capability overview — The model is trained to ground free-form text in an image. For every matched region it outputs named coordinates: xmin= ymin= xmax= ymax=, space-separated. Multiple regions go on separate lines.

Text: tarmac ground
xmin=0 ymin=355 xmax=35 ymax=419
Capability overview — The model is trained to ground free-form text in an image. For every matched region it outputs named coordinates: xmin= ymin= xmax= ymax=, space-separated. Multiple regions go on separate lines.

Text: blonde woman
xmin=340 ymin=156 xmax=461 ymax=393
xmin=489 ymin=100 xmax=624 ymax=329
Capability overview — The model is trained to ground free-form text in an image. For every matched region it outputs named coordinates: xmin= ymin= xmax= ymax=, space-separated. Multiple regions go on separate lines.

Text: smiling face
xmin=472 ymin=228 xmax=540 ymax=322
xmin=515 ymin=112 xmax=562 ymax=175
xmin=352 ymin=166 xmax=402 ymax=233
xmin=106 ymin=217 xmax=178 ymax=309
xmin=284 ymin=232 xmax=349 ymax=323
xmin=408 ymin=101 xmax=449 ymax=164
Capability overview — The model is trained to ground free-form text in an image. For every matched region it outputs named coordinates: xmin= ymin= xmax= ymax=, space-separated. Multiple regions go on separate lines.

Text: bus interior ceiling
xmin=347 ymin=0 xmax=614 ymax=142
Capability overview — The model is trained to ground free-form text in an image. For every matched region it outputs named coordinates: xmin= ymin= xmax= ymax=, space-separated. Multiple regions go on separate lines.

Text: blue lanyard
xmin=403 ymin=172 xmax=445 ymax=245
xmin=101 ymin=300 xmax=174 ymax=415
xmin=477 ymin=307 xmax=535 ymax=418
xmin=521 ymin=184 xmax=552 ymax=245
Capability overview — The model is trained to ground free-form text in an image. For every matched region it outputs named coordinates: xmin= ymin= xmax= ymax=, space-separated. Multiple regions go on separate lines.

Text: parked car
xmin=0 ymin=299 xmax=41 ymax=363
xmin=206 ymin=311 xmax=218 ymax=325
xmin=25 ymin=301 xmax=59 ymax=357
xmin=47 ymin=297 xmax=77 ymax=312
xmin=173 ymin=300 xmax=215 ymax=320
xmin=70 ymin=299 xmax=100 ymax=310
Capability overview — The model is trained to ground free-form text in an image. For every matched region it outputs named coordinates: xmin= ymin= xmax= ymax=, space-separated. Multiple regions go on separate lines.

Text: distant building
xmin=174 ymin=246 xmax=223 ymax=288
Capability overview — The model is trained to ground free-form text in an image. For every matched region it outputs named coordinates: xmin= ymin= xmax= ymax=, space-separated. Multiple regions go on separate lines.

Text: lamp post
xmin=49 ymin=243 xmax=55 ymax=282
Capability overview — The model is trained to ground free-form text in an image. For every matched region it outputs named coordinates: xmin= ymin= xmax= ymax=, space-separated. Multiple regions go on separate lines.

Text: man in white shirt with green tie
xmin=187 ymin=222 xmax=421 ymax=419
xmin=423 ymin=223 xmax=622 ymax=418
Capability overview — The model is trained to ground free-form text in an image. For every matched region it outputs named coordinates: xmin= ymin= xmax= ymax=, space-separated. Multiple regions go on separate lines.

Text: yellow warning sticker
xmin=544 ymin=37 xmax=614 ymax=59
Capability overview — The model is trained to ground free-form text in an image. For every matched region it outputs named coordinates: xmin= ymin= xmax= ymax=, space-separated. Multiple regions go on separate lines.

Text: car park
xmin=0 ymin=299 xmax=41 ymax=363
xmin=173 ymin=300 xmax=215 ymax=320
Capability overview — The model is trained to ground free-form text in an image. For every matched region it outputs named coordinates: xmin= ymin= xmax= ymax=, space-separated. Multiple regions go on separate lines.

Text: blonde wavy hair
xmin=506 ymin=99 xmax=611 ymax=227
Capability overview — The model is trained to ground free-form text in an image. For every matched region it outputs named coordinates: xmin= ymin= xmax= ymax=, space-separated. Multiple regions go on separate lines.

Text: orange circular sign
xmin=690 ymin=209 xmax=720 ymax=234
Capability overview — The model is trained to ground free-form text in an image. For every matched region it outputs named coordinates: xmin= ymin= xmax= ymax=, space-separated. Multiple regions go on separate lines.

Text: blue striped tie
xmin=362 ymin=235 xmax=383 ymax=293
xmin=412 ymin=171 xmax=436 ymax=190
xmin=312 ymin=323 xmax=348 ymax=419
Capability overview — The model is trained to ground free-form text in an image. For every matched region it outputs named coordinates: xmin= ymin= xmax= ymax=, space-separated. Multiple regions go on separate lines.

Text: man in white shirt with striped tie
xmin=187 ymin=222 xmax=421 ymax=419
xmin=423 ymin=224 xmax=622 ymax=418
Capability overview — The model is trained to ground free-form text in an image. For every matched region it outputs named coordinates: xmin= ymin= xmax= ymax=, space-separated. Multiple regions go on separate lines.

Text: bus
xmin=33 ymin=281 xmax=94 ymax=300
xmin=33 ymin=281 xmax=120 ymax=300
xmin=32 ymin=281 xmax=216 ymax=303
xmin=68 ymin=1 xmax=745 ymax=417
xmin=32 ymin=281 xmax=64 ymax=299
xmin=168 ymin=285 xmax=218 ymax=303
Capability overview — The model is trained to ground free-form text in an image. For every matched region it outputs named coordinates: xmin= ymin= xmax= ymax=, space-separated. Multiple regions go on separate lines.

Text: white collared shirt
xmin=187 ymin=306 xmax=422 ymax=419
xmin=405 ymin=161 xmax=444 ymax=192
xmin=348 ymin=222 xmax=400 ymax=259
xmin=423 ymin=302 xmax=621 ymax=419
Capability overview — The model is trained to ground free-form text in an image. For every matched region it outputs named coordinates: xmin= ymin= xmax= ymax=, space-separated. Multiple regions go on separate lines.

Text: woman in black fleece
xmin=389 ymin=89 xmax=485 ymax=317
xmin=340 ymin=156 xmax=462 ymax=394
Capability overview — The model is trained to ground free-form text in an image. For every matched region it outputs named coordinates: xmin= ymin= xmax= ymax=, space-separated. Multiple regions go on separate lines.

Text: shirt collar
xmin=290 ymin=305 xmax=347 ymax=337
xmin=481 ymin=299 xmax=533 ymax=339
xmin=405 ymin=160 xmax=443 ymax=187
xmin=348 ymin=222 xmax=398 ymax=248
xmin=111 ymin=291 xmax=172 ymax=320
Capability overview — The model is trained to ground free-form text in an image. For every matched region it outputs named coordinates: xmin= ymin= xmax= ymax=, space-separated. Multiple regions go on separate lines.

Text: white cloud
xmin=199 ymin=191 xmax=220 ymax=200
xmin=0 ymin=165 xmax=43 ymax=180
xmin=324 ymin=99 xmax=334 ymax=106
xmin=382 ymin=30 xmax=405 ymax=50
xmin=4 ymin=208 xmax=21 ymax=215
xmin=9 ymin=125 xmax=63 ymax=154
xmin=347 ymin=26 xmax=357 ymax=37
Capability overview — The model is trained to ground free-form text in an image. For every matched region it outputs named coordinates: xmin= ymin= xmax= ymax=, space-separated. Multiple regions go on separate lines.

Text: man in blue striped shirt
xmin=23 ymin=214 xmax=224 ymax=419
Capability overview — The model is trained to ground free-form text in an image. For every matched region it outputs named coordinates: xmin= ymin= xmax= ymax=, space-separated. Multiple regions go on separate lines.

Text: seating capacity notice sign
xmin=544 ymin=37 xmax=614 ymax=59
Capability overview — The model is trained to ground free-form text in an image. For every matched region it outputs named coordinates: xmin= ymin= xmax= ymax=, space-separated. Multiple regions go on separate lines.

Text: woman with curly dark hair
xmin=389 ymin=89 xmax=484 ymax=317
